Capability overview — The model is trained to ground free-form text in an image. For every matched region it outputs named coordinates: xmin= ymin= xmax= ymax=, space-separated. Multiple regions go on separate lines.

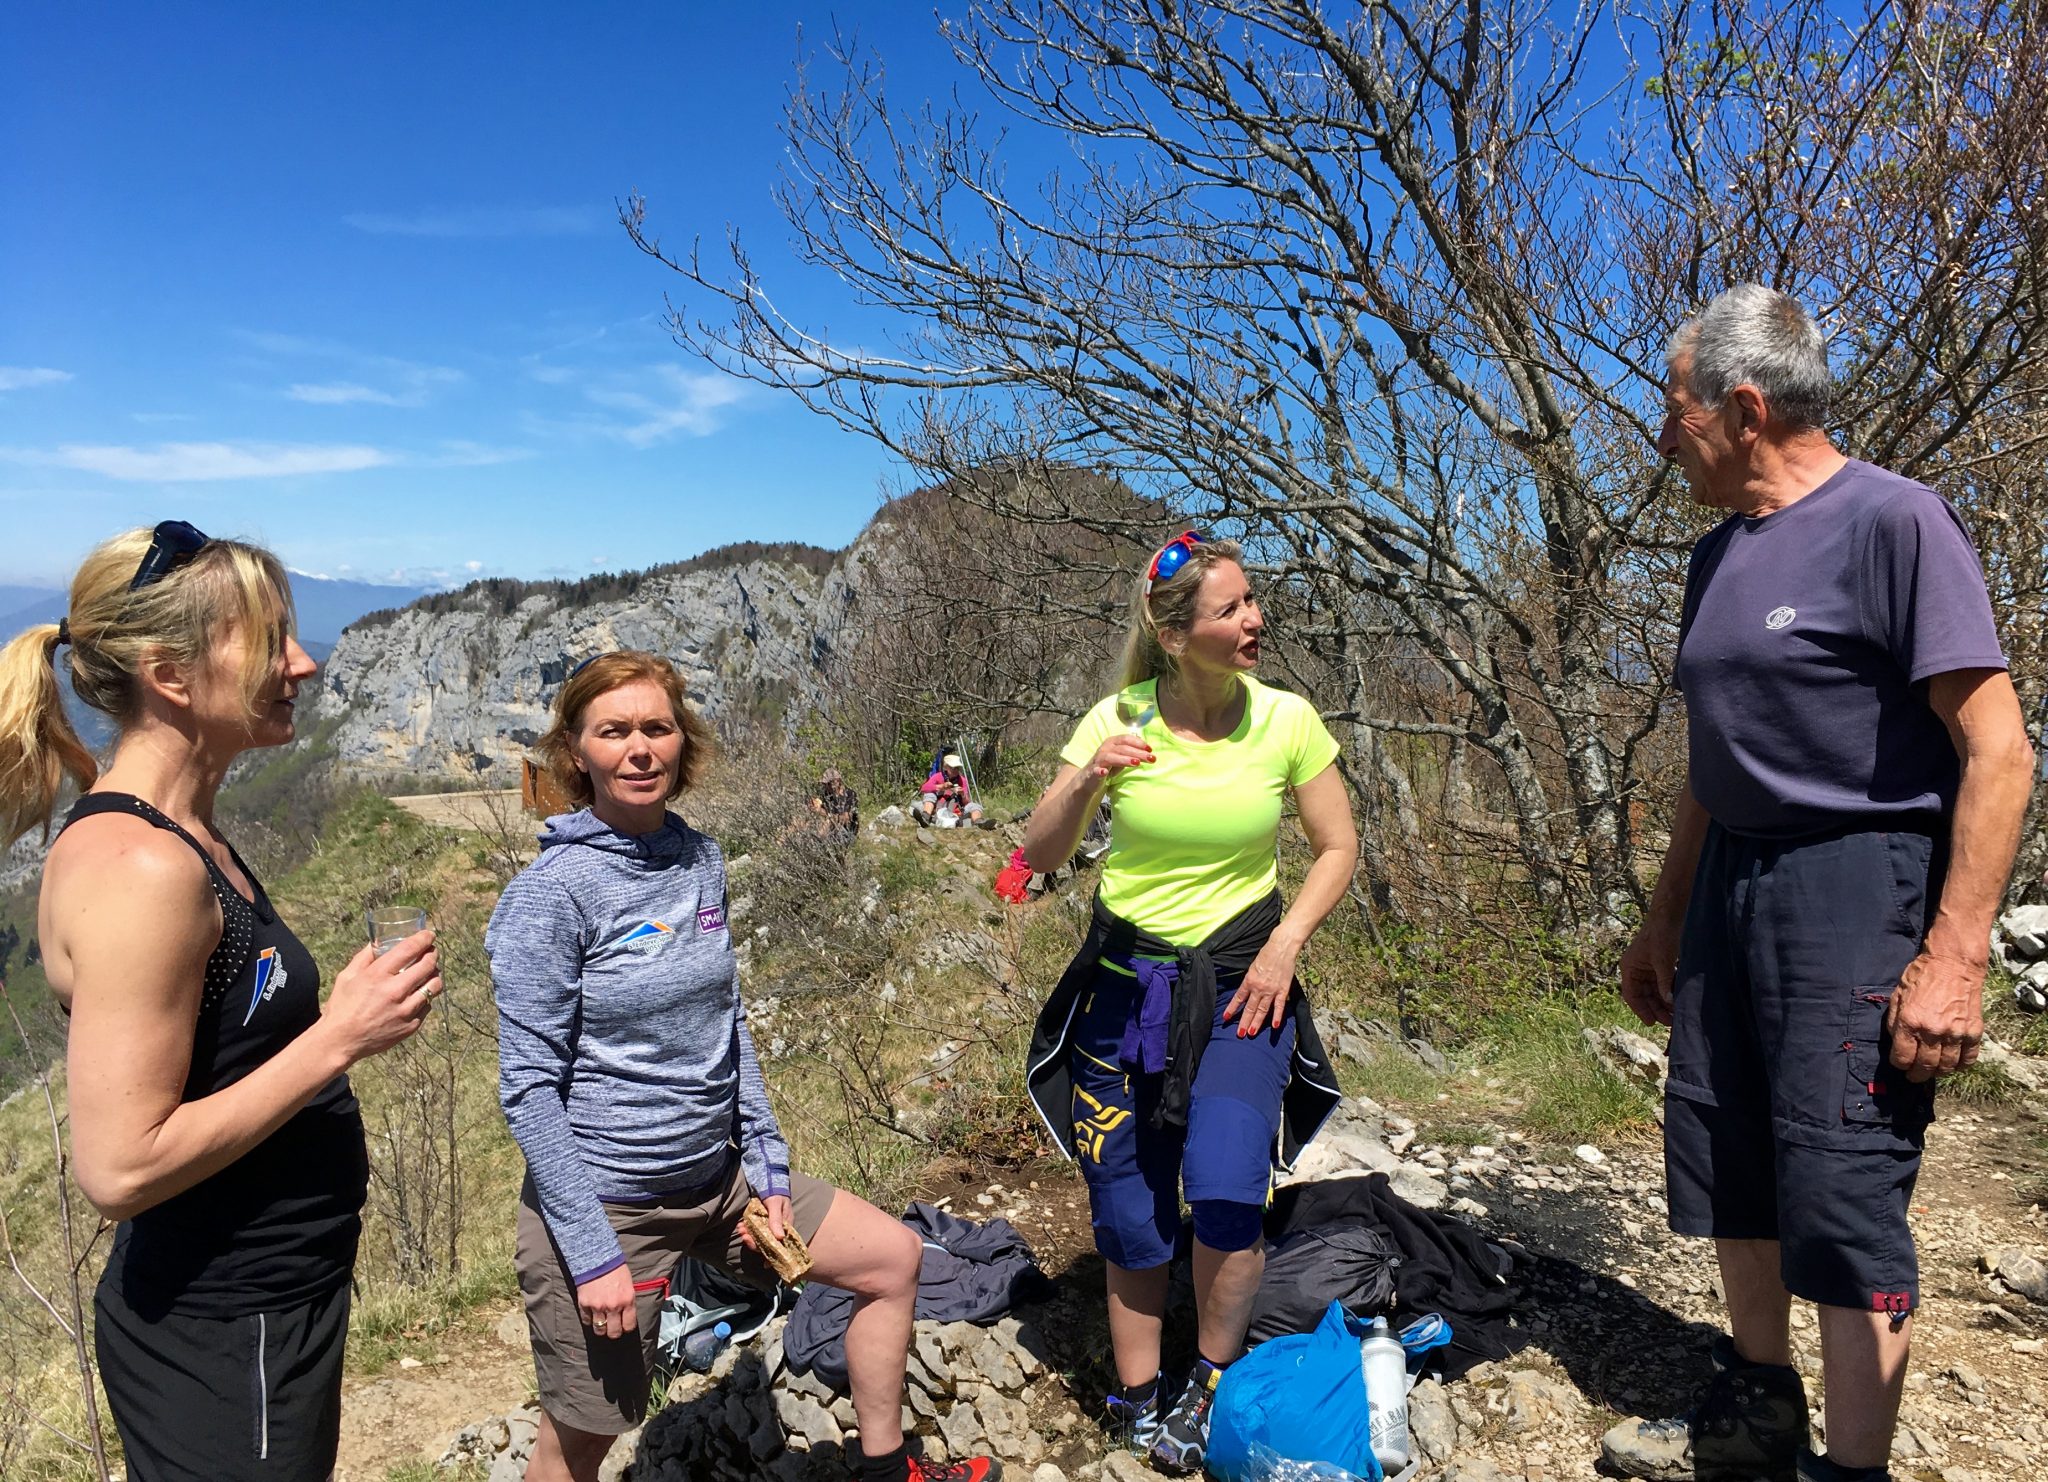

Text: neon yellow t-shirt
xmin=1060 ymin=675 xmax=1341 ymax=946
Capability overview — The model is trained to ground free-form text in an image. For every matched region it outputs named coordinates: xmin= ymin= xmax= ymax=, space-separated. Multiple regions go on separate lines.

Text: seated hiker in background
xmin=0 ymin=522 xmax=438 ymax=1481
xmin=912 ymin=752 xmax=985 ymax=828
xmin=488 ymin=651 xmax=997 ymax=1482
xmin=1020 ymin=531 xmax=1357 ymax=1476
xmin=809 ymin=766 xmax=859 ymax=836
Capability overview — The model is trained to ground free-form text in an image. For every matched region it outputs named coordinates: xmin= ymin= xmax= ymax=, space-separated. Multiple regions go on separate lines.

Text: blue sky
xmin=0 ymin=5 xmax=968 ymax=589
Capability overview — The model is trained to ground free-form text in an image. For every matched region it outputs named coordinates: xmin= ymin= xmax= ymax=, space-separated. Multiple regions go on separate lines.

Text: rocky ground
xmin=389 ymin=1020 xmax=2048 ymax=1482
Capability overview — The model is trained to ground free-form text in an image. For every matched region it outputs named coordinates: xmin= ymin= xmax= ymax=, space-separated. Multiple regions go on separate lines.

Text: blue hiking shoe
xmin=1104 ymin=1377 xmax=1163 ymax=1456
xmin=1149 ymin=1360 xmax=1224 ymax=1475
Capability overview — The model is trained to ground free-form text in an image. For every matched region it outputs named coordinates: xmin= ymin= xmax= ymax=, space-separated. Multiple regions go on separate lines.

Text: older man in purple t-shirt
xmin=1603 ymin=286 xmax=2035 ymax=1482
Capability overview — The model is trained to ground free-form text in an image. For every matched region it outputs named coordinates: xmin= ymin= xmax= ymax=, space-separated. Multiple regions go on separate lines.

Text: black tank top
xmin=62 ymin=793 xmax=368 ymax=1318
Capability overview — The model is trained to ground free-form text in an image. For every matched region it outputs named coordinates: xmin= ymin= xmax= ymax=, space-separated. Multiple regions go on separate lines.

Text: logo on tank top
xmin=1764 ymin=605 xmax=1797 ymax=630
xmin=241 ymin=947 xmax=287 ymax=1027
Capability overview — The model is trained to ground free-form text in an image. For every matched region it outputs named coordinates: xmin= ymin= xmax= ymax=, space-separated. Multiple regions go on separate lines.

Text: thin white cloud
xmin=284 ymin=365 xmax=461 ymax=409
xmin=343 ymin=205 xmax=604 ymax=238
xmin=286 ymin=381 xmax=407 ymax=406
xmin=425 ymin=440 xmax=531 ymax=468
xmin=0 ymin=367 xmax=73 ymax=392
xmin=529 ymin=364 xmax=749 ymax=448
xmin=33 ymin=441 xmax=391 ymax=481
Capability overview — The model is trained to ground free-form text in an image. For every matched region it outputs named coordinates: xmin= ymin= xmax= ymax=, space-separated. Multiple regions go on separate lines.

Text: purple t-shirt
xmin=1675 ymin=459 xmax=2007 ymax=838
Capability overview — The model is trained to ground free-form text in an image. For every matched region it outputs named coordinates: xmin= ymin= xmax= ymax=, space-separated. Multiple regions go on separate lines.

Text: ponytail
xmin=0 ymin=623 xmax=98 ymax=846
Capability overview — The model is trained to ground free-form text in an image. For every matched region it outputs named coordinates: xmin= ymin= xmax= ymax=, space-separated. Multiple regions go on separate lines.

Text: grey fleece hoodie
xmin=487 ymin=809 xmax=789 ymax=1284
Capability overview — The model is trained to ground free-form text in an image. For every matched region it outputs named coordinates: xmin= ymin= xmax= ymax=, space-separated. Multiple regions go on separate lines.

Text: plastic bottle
xmin=1360 ymin=1316 xmax=1411 ymax=1472
xmin=681 ymin=1319 xmax=733 ymax=1373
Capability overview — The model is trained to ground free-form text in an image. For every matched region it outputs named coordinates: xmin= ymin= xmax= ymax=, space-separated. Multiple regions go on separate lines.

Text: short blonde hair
xmin=531 ymin=650 xmax=715 ymax=811
xmin=0 ymin=527 xmax=293 ymax=845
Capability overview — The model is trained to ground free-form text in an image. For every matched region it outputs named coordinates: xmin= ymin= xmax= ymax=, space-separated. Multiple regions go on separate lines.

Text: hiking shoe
xmin=1149 ymin=1360 xmax=1224 ymax=1475
xmin=1797 ymin=1450 xmax=1892 ymax=1482
xmin=1105 ymin=1381 xmax=1164 ymax=1456
xmin=906 ymin=1456 xmax=1002 ymax=1482
xmin=1599 ymin=1336 xmax=1808 ymax=1481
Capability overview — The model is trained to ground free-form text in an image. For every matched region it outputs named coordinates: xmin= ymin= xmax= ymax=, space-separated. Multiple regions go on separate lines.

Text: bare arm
xmin=1223 ymin=762 xmax=1360 ymax=1035
xmin=1619 ymin=772 xmax=1710 ymax=1028
xmin=1023 ymin=728 xmax=1155 ymax=872
xmin=50 ymin=825 xmax=437 ymax=1221
xmin=1887 ymin=668 xmax=2036 ymax=1080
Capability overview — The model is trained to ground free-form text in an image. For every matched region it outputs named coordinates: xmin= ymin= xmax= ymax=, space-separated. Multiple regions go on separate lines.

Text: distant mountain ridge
xmin=315 ymin=536 xmax=873 ymax=781
xmin=0 ymin=572 xmax=430 ymax=651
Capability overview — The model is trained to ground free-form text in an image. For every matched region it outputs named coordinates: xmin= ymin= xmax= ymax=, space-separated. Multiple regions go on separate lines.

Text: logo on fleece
xmin=618 ymin=921 xmax=675 ymax=952
xmin=697 ymin=904 xmax=726 ymax=934
xmin=242 ymin=947 xmax=287 ymax=1027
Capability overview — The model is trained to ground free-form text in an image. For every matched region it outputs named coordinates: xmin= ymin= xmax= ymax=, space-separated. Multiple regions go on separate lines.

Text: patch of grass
xmin=1472 ymin=992 xmax=1658 ymax=1146
xmin=875 ymin=842 xmax=941 ymax=903
xmin=1983 ymin=964 xmax=2048 ymax=1057
xmin=1339 ymin=1044 xmax=1445 ymax=1106
xmin=389 ymin=1463 xmax=486 ymax=1482
xmin=1942 ymin=1057 xmax=2023 ymax=1106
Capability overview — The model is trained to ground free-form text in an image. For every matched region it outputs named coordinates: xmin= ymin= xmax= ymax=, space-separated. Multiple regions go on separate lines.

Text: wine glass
xmin=1114 ymin=688 xmax=1157 ymax=737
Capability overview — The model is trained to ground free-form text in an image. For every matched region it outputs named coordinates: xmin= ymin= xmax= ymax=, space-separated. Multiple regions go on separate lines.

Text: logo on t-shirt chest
xmin=1764 ymin=606 xmax=1797 ymax=630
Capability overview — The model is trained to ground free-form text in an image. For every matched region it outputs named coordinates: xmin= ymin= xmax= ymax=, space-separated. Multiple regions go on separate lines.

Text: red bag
xmin=993 ymin=847 xmax=1033 ymax=904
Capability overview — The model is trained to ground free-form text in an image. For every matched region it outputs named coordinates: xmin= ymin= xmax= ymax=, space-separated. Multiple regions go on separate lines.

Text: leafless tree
xmin=628 ymin=0 xmax=2048 ymax=928
xmin=831 ymin=471 xmax=1154 ymax=784
xmin=0 ymin=973 xmax=112 ymax=1481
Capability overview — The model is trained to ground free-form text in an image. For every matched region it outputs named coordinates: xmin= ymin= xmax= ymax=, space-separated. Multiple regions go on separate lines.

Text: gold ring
xmin=594 ymin=1317 xmax=607 ymax=1330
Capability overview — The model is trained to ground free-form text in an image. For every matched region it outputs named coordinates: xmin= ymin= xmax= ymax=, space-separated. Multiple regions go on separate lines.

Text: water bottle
xmin=1360 ymin=1316 xmax=1410 ymax=1472
xmin=681 ymin=1319 xmax=732 ymax=1373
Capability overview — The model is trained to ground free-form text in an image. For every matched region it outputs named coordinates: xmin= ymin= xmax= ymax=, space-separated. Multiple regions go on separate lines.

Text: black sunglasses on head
xmin=129 ymin=520 xmax=210 ymax=592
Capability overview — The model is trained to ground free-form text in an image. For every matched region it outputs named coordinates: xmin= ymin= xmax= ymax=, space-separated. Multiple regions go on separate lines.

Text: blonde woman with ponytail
xmin=0 ymin=522 xmax=440 ymax=1481
xmin=1021 ymin=532 xmax=1358 ymax=1475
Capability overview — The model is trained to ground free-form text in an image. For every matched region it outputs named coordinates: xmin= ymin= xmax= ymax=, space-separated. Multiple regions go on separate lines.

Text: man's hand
xmin=1885 ymin=952 xmax=1985 ymax=1082
xmin=1618 ymin=920 xmax=1679 ymax=1028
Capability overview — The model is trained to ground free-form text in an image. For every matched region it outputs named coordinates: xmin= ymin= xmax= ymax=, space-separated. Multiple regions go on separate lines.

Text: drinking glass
xmin=1114 ymin=688 xmax=1157 ymax=737
xmin=367 ymin=905 xmax=429 ymax=957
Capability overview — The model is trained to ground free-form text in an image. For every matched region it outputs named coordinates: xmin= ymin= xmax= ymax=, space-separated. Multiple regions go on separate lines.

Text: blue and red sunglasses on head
xmin=1144 ymin=530 xmax=1208 ymax=597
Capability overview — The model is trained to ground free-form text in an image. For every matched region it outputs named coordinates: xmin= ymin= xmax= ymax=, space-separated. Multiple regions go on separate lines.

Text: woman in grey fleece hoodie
xmin=489 ymin=651 xmax=997 ymax=1482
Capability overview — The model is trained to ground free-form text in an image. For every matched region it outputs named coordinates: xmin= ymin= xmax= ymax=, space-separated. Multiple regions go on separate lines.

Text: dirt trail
xmin=335 ymin=1308 xmax=532 ymax=1480
xmin=387 ymin=790 xmax=526 ymax=833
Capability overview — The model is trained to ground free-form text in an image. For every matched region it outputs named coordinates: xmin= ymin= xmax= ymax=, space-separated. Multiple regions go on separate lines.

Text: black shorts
xmin=95 ymin=1272 xmax=350 ymax=1481
xmin=1664 ymin=822 xmax=1941 ymax=1314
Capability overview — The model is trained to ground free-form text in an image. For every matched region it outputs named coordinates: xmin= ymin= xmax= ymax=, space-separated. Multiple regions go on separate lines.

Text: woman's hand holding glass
xmin=1087 ymin=731 xmax=1154 ymax=781
xmin=320 ymin=931 xmax=438 ymax=1065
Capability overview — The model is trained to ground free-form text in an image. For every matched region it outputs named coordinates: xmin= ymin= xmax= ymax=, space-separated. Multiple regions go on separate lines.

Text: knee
xmin=1190 ymin=1198 xmax=1264 ymax=1253
xmin=852 ymin=1221 xmax=922 ymax=1302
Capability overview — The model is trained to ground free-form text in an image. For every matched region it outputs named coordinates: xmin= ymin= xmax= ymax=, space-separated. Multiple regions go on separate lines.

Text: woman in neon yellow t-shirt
xmin=1022 ymin=532 xmax=1359 ymax=1475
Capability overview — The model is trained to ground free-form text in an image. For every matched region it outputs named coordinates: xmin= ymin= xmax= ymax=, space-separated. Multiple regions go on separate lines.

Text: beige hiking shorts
xmin=516 ymin=1158 xmax=836 ymax=1434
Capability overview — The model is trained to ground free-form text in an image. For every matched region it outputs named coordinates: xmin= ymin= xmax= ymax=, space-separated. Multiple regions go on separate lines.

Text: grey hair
xmin=1667 ymin=284 xmax=1831 ymax=430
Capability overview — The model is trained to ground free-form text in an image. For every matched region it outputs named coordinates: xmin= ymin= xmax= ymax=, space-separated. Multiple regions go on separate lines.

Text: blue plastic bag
xmin=1207 ymin=1301 xmax=1384 ymax=1482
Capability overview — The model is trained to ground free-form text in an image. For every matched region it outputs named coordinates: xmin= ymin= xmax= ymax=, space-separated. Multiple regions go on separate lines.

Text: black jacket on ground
xmin=1023 ymin=891 xmax=1343 ymax=1167
xmin=1263 ymin=1173 xmax=1527 ymax=1379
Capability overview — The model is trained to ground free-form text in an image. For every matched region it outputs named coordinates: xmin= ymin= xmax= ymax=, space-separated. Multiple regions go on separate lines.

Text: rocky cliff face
xmin=317 ymin=545 xmax=872 ymax=783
